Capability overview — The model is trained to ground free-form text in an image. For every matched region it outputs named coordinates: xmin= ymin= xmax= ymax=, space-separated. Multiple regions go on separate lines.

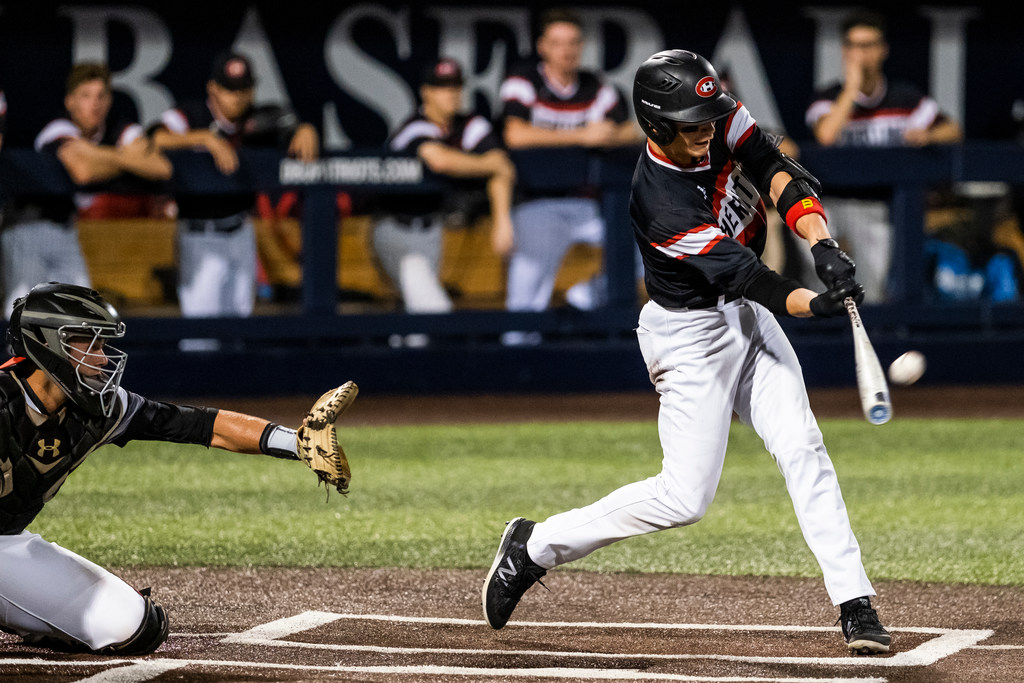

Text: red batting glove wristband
xmin=784 ymin=197 xmax=827 ymax=232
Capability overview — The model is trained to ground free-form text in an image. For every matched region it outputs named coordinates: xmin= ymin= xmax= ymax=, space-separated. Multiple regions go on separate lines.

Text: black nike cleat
xmin=838 ymin=597 xmax=891 ymax=655
xmin=482 ymin=517 xmax=547 ymax=629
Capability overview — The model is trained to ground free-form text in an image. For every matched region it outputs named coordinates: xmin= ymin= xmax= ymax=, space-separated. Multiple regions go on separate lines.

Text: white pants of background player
xmin=0 ymin=531 xmax=146 ymax=649
xmin=1 ymin=220 xmax=90 ymax=320
xmin=506 ymin=197 xmax=606 ymax=312
xmin=371 ymin=215 xmax=453 ymax=314
xmin=527 ymin=297 xmax=875 ymax=606
xmin=177 ymin=214 xmax=257 ymax=318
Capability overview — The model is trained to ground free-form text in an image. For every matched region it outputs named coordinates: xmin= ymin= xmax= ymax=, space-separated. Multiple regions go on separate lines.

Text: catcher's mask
xmin=7 ymin=282 xmax=126 ymax=417
xmin=632 ymin=49 xmax=737 ymax=146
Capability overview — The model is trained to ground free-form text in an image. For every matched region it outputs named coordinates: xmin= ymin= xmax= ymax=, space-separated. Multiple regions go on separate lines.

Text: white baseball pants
xmin=527 ymin=298 xmax=875 ymax=605
xmin=176 ymin=216 xmax=257 ymax=318
xmin=1 ymin=220 xmax=91 ymax=320
xmin=505 ymin=197 xmax=606 ymax=313
xmin=0 ymin=531 xmax=146 ymax=650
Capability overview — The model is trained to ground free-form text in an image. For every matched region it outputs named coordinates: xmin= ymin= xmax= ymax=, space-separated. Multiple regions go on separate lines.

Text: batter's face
xmin=207 ymin=82 xmax=255 ymax=122
xmin=65 ymin=79 xmax=112 ymax=136
xmin=663 ymin=121 xmax=716 ymax=161
xmin=537 ymin=21 xmax=583 ymax=76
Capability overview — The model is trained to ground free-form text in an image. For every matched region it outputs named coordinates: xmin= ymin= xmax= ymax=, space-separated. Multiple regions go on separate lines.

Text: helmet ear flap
xmin=638 ymin=114 xmax=676 ymax=146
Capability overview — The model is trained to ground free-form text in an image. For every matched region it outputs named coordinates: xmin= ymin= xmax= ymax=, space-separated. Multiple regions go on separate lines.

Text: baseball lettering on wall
xmin=0 ymin=3 xmax=993 ymax=149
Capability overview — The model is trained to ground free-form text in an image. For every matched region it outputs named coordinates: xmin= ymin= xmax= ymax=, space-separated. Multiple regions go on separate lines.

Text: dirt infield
xmin=2 ymin=384 xmax=1022 ymax=682
xmin=2 ymin=568 xmax=1022 ymax=682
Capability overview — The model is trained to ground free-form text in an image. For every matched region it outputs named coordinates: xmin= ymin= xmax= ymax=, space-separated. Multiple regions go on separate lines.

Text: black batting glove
xmin=809 ymin=279 xmax=864 ymax=318
xmin=811 ymin=238 xmax=856 ymax=289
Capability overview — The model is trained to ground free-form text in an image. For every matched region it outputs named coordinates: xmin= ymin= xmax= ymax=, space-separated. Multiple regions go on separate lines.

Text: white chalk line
xmin=6 ymin=610 xmax=1006 ymax=683
xmin=218 ymin=611 xmax=990 ymax=669
xmin=0 ymin=658 xmax=888 ymax=682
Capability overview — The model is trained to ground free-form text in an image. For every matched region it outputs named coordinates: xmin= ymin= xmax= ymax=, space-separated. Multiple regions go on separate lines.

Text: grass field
xmin=32 ymin=418 xmax=1024 ymax=586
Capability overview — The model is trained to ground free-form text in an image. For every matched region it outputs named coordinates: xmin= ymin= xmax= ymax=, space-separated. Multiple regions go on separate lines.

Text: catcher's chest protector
xmin=0 ymin=372 xmax=118 ymax=534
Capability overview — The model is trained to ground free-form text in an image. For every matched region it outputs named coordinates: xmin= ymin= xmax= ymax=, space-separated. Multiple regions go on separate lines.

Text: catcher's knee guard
xmin=95 ymin=593 xmax=169 ymax=656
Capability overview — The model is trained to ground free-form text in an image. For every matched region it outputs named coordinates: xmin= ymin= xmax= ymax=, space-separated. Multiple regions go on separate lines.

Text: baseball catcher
xmin=0 ymin=282 xmax=358 ymax=656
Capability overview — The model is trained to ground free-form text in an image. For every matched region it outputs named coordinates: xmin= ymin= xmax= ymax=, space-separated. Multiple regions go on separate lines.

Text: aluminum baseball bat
xmin=844 ymin=297 xmax=891 ymax=425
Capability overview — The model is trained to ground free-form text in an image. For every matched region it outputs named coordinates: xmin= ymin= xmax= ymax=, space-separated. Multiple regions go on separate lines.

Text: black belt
xmin=387 ymin=215 xmax=439 ymax=231
xmin=687 ymin=291 xmax=742 ymax=309
xmin=183 ymin=216 xmax=246 ymax=233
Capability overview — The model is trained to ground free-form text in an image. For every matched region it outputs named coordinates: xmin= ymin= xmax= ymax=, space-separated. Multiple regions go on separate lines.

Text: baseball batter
xmin=0 ymin=282 xmax=354 ymax=655
xmin=484 ymin=50 xmax=891 ymax=655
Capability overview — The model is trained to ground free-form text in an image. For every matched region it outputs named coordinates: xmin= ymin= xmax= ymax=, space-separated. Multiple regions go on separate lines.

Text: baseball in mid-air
xmin=888 ymin=351 xmax=926 ymax=386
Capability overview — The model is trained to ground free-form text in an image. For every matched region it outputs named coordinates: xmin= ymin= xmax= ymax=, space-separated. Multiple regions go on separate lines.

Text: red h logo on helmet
xmin=695 ymin=77 xmax=717 ymax=98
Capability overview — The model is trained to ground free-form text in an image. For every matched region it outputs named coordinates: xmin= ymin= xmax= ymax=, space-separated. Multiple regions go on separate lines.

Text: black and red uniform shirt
xmin=805 ymin=77 xmax=948 ymax=148
xmin=382 ymin=110 xmax=502 ymax=220
xmin=498 ymin=62 xmax=628 ymax=199
xmin=152 ymin=100 xmax=298 ymax=219
xmin=0 ymin=361 xmax=217 ymax=535
xmin=3 ymin=114 xmax=144 ymax=226
xmin=630 ymin=103 xmax=783 ymax=310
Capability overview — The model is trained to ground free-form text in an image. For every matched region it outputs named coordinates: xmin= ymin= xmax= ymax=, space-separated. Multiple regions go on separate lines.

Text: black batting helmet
xmin=7 ymin=282 xmax=127 ymax=417
xmin=633 ymin=50 xmax=737 ymax=146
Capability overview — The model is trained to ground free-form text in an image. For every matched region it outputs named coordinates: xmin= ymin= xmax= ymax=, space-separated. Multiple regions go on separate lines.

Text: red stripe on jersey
xmin=0 ymin=357 xmax=26 ymax=370
xmin=698 ymin=234 xmax=724 ymax=254
xmin=651 ymin=222 xmax=717 ymax=248
xmin=850 ymin=106 xmax=917 ymax=120
xmin=537 ymin=100 xmax=595 ymax=112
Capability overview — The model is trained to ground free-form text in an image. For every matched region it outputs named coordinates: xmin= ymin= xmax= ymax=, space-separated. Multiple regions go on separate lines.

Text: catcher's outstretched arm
xmin=210 ymin=411 xmax=281 ymax=455
xmin=205 ymin=382 xmax=358 ymax=495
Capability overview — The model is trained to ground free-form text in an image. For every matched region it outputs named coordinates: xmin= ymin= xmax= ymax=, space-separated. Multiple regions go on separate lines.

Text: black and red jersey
xmin=805 ymin=77 xmax=947 ymax=147
xmin=380 ymin=110 xmax=502 ymax=220
xmin=629 ymin=103 xmax=781 ymax=309
xmin=0 ymin=113 xmax=145 ymax=225
xmin=152 ymin=100 xmax=299 ymax=219
xmin=498 ymin=62 xmax=629 ymax=131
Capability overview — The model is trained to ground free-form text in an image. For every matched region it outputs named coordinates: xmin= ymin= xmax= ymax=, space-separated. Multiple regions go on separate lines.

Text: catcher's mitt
xmin=296 ymin=382 xmax=358 ymax=495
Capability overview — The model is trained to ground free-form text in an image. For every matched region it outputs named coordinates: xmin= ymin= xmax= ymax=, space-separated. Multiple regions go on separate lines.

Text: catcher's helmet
xmin=633 ymin=50 xmax=737 ymax=146
xmin=7 ymin=282 xmax=126 ymax=417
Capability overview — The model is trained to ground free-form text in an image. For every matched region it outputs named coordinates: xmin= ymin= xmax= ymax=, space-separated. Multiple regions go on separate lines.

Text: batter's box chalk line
xmin=4 ymin=611 xmax=996 ymax=683
xmin=221 ymin=610 xmax=991 ymax=669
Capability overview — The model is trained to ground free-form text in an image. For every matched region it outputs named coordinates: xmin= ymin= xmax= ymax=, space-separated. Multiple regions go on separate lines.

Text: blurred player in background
xmin=149 ymin=52 xmax=318 ymax=339
xmin=497 ymin=8 xmax=643 ymax=344
xmin=371 ymin=57 xmax=515 ymax=339
xmin=804 ymin=9 xmax=962 ymax=302
xmin=0 ymin=63 xmax=171 ymax=318
xmin=484 ymin=49 xmax=891 ymax=656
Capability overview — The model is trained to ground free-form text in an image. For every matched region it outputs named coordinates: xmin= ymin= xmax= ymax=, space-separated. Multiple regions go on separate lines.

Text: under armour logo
xmin=495 ymin=556 xmax=518 ymax=583
xmin=36 ymin=438 xmax=62 ymax=463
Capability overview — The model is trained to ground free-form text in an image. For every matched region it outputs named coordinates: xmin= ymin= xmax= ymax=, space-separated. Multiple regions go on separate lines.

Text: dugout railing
xmin=1 ymin=143 xmax=1023 ymax=395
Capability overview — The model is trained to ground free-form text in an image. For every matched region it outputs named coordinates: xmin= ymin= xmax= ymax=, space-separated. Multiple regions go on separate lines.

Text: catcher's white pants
xmin=527 ymin=298 xmax=875 ymax=606
xmin=0 ymin=531 xmax=146 ymax=649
